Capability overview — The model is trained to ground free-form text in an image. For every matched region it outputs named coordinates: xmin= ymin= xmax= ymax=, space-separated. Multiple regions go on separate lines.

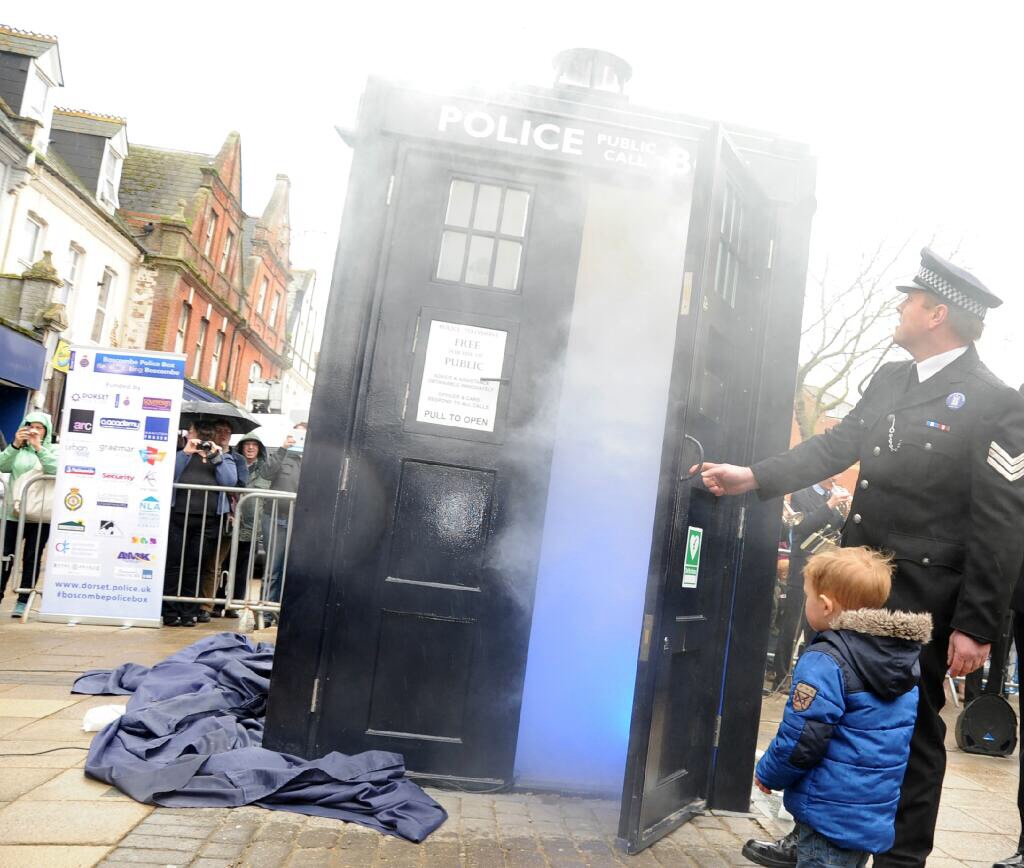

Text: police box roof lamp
xmin=552 ymin=48 xmax=632 ymax=99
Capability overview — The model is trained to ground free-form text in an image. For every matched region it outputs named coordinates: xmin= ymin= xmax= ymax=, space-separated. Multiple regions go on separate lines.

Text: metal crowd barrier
xmin=6 ymin=478 xmax=295 ymax=631
xmin=6 ymin=474 xmax=55 ymax=623
xmin=159 ymin=483 xmax=296 ymax=630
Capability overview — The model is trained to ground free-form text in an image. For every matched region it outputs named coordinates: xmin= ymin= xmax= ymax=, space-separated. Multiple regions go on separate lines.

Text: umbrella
xmin=179 ymin=400 xmax=260 ymax=435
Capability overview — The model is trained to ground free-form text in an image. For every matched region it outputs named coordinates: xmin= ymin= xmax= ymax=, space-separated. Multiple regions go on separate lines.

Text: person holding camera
xmin=162 ymin=422 xmax=237 ymax=626
xmin=1 ymin=411 xmax=57 ymax=616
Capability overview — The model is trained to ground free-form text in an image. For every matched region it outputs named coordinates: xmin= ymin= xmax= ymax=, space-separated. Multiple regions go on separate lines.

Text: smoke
xmin=515 ymin=178 xmax=693 ymax=793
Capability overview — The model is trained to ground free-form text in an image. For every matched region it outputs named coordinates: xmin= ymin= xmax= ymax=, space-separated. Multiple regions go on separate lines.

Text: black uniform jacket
xmin=753 ymin=345 xmax=1024 ymax=642
xmin=788 ymin=485 xmax=845 ymax=584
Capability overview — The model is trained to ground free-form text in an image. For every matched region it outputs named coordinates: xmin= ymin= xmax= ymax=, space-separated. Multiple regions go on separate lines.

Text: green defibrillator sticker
xmin=683 ymin=526 xmax=703 ymax=588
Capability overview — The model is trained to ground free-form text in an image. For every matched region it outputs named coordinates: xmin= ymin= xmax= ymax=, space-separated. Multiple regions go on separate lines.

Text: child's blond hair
xmin=803 ymin=545 xmax=892 ymax=610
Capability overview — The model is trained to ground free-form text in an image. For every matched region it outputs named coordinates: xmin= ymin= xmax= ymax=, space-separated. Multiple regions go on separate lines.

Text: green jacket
xmin=0 ymin=411 xmax=58 ymax=518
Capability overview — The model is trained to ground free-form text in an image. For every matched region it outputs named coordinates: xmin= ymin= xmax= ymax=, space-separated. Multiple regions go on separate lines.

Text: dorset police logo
xmin=64 ymin=488 xmax=84 ymax=511
xmin=946 ymin=392 xmax=966 ymax=410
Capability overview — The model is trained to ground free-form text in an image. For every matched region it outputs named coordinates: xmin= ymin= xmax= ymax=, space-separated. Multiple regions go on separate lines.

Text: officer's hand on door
xmin=947 ymin=630 xmax=991 ymax=678
xmin=692 ymin=462 xmax=759 ymax=497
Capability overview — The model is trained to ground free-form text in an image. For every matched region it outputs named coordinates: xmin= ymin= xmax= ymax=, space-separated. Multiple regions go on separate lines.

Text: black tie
xmin=906 ymin=364 xmax=919 ymax=391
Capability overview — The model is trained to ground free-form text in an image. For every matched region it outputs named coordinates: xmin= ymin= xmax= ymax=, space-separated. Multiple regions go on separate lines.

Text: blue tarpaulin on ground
xmin=72 ymin=632 xmax=447 ymax=842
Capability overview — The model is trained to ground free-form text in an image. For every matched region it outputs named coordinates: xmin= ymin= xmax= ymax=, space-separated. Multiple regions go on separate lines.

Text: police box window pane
xmin=473 ymin=185 xmax=502 ymax=232
xmin=500 ymin=190 xmax=530 ymax=237
xmin=445 ymin=180 xmax=474 ymax=228
xmin=493 ymin=241 xmax=522 ymax=291
xmin=437 ymin=231 xmax=468 ymax=281
xmin=465 ymin=236 xmax=495 ymax=286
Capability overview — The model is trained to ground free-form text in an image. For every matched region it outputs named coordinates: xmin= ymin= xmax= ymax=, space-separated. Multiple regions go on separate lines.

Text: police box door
xmin=619 ymin=129 xmax=774 ymax=851
xmin=312 ymin=145 xmax=586 ymax=784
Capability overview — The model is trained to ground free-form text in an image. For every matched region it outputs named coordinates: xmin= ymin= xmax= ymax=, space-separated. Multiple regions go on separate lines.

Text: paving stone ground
xmin=0 ymin=601 xmax=1019 ymax=866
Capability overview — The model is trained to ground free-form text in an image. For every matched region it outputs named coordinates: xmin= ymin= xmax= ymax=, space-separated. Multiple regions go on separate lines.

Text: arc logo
xmin=64 ymin=488 xmax=84 ymax=511
xmin=144 ymin=416 xmax=170 ymax=442
xmin=57 ymin=520 xmax=86 ymax=533
xmin=139 ymin=447 xmax=167 ymax=465
xmin=64 ymin=465 xmax=95 ymax=476
xmin=100 ymin=417 xmax=140 ymax=431
xmin=117 ymin=552 xmax=152 ymax=561
xmin=142 ymin=397 xmax=172 ymax=412
xmin=69 ymin=409 xmax=94 ymax=434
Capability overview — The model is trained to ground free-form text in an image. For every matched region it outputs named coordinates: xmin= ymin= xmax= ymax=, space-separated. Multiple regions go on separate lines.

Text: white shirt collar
xmin=812 ymin=484 xmax=826 ymax=495
xmin=916 ymin=345 xmax=969 ymax=383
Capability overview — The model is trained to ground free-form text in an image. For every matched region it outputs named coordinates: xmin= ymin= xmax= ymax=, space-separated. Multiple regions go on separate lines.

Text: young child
xmin=748 ymin=546 xmax=932 ymax=867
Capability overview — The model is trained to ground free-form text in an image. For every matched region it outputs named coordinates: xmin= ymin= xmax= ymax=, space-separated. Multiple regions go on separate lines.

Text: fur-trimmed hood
xmin=815 ymin=608 xmax=931 ymax=702
xmin=830 ymin=608 xmax=933 ymax=644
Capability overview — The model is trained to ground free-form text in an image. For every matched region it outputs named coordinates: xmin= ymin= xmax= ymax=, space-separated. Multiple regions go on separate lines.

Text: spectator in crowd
xmin=260 ymin=422 xmax=307 ymax=626
xmin=197 ymin=421 xmax=248 ymax=622
xmin=0 ymin=411 xmax=57 ymax=617
xmin=212 ymin=432 xmax=271 ymax=619
xmin=163 ymin=421 xmax=237 ymax=626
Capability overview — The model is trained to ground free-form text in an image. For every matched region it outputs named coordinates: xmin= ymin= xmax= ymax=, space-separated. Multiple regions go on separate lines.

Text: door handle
xmin=679 ymin=435 xmax=705 ymax=481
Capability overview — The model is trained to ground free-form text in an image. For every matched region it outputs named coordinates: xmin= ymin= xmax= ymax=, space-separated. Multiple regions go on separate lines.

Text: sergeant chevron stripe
xmin=987 ymin=441 xmax=1024 ymax=482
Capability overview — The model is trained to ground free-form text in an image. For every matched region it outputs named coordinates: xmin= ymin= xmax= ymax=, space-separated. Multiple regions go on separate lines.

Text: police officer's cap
xmin=897 ymin=247 xmax=1002 ymax=320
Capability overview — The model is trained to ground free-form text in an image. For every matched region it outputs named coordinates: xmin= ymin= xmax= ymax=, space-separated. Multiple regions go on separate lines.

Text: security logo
xmin=57 ymin=520 xmax=86 ymax=533
xmin=64 ymin=488 xmax=84 ymax=511
xmin=144 ymin=416 xmax=170 ymax=442
xmin=139 ymin=447 xmax=167 ymax=465
xmin=69 ymin=409 xmax=94 ymax=434
xmin=792 ymin=682 xmax=818 ymax=712
xmin=946 ymin=392 xmax=966 ymax=410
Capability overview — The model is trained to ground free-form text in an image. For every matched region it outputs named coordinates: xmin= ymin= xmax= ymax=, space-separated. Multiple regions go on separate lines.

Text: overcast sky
xmin=15 ymin=1 xmax=1024 ymax=387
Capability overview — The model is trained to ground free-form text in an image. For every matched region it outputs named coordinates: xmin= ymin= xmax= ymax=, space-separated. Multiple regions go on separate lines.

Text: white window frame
xmin=203 ymin=211 xmax=219 ymax=258
xmin=209 ymin=330 xmax=224 ymax=388
xmin=175 ymin=303 xmax=192 ymax=354
xmin=249 ymin=361 xmax=262 ymax=383
xmin=268 ymin=292 xmax=281 ymax=327
xmin=91 ymin=268 xmax=116 ymax=344
xmin=220 ymin=230 xmax=234 ymax=273
xmin=62 ymin=244 xmax=85 ymax=307
xmin=26 ymin=68 xmax=49 ymax=120
xmin=21 ymin=214 xmax=46 ymax=265
xmin=255 ymin=276 xmax=269 ymax=315
xmin=192 ymin=318 xmax=209 ymax=379
xmin=98 ymin=145 xmax=122 ymax=208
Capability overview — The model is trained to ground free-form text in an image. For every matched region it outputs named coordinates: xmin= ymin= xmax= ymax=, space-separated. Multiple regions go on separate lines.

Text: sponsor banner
xmin=42 ymin=347 xmax=184 ymax=626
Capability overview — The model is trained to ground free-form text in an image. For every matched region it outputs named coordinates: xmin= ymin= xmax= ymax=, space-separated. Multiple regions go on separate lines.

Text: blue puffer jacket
xmin=756 ymin=608 xmax=932 ymax=853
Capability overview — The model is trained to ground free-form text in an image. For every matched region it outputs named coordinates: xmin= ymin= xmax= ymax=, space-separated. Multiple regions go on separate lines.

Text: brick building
xmin=117 ymin=132 xmax=291 ymax=405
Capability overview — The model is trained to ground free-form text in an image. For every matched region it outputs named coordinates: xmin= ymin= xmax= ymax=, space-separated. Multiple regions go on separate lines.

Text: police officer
xmin=992 ymin=384 xmax=1024 ymax=868
xmin=698 ymin=249 xmax=1024 ymax=868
